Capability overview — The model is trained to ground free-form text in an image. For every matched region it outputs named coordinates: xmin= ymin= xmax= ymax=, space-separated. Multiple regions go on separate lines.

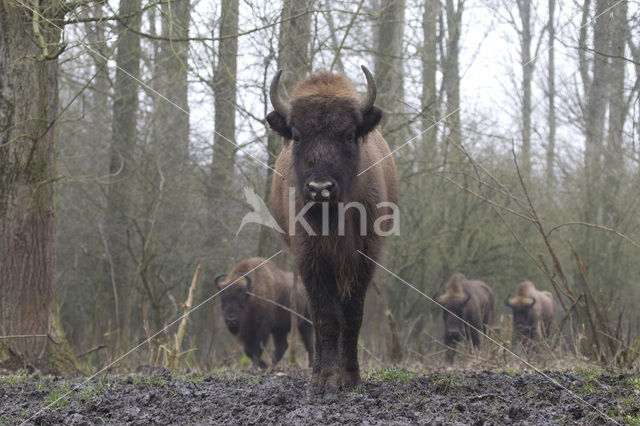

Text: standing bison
xmin=506 ymin=281 xmax=554 ymax=346
xmin=267 ymin=66 xmax=399 ymax=392
xmin=215 ymin=257 xmax=314 ymax=369
xmin=437 ymin=273 xmax=494 ymax=363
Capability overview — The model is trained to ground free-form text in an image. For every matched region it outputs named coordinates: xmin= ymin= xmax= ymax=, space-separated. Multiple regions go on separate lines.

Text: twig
xmin=0 ymin=334 xmax=48 ymax=340
xmin=77 ymin=344 xmax=107 ymax=358
xmin=168 ymin=265 xmax=201 ymax=370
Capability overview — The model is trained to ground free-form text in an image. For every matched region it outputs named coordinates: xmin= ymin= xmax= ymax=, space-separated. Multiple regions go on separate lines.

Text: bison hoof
xmin=343 ymin=370 xmax=361 ymax=388
xmin=311 ymin=369 xmax=341 ymax=394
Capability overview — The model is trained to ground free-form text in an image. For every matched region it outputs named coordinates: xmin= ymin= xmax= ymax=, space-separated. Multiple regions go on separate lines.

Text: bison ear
xmin=266 ymin=111 xmax=292 ymax=140
xmin=357 ymin=106 xmax=383 ymax=139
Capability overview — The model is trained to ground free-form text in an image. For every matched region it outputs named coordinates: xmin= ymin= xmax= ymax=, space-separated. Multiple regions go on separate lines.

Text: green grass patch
xmin=365 ymin=367 xmax=416 ymax=383
xmin=77 ymin=379 xmax=111 ymax=403
xmin=181 ymin=374 xmax=208 ymax=383
xmin=625 ymin=375 xmax=640 ymax=391
xmin=208 ymin=367 xmax=237 ymax=380
xmin=238 ymin=354 xmax=252 ymax=368
xmin=45 ymin=383 xmax=72 ymax=409
xmin=0 ymin=376 xmax=24 ymax=385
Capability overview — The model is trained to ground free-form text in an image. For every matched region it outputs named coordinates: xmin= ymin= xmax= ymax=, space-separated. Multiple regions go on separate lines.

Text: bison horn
xmin=269 ymin=69 xmax=290 ymax=117
xmin=359 ymin=65 xmax=377 ymax=113
xmin=214 ymin=273 xmax=228 ymax=289
xmin=505 ymin=296 xmax=513 ymax=308
xmin=528 ymin=296 xmax=536 ymax=308
xmin=243 ymin=274 xmax=252 ymax=293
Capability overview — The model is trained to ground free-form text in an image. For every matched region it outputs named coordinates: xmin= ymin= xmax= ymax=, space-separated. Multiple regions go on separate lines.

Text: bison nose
xmin=306 ymin=180 xmax=334 ymax=201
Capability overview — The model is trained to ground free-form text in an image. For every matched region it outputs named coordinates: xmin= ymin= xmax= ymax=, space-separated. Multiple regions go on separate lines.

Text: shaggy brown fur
xmin=267 ymin=68 xmax=398 ymax=393
xmin=437 ymin=273 xmax=494 ymax=363
xmin=216 ymin=257 xmax=314 ymax=368
xmin=506 ymin=281 xmax=554 ymax=345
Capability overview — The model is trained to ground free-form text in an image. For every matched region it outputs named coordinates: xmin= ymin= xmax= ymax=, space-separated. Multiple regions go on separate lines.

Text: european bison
xmin=506 ymin=281 xmax=554 ymax=346
xmin=267 ymin=66 xmax=399 ymax=392
xmin=215 ymin=257 xmax=314 ymax=369
xmin=437 ymin=273 xmax=494 ymax=363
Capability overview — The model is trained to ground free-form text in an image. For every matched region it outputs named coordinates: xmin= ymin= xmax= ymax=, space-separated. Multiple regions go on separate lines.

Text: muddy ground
xmin=1 ymin=368 xmax=638 ymax=425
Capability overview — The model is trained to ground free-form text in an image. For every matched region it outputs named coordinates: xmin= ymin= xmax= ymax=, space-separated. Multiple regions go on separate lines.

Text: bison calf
xmin=215 ymin=257 xmax=314 ymax=369
xmin=437 ymin=273 xmax=494 ymax=363
xmin=506 ymin=281 xmax=554 ymax=346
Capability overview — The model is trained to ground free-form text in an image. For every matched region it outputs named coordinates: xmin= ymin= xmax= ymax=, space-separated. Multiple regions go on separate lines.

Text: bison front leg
xmin=244 ymin=330 xmax=268 ymax=369
xmin=271 ymin=330 xmax=288 ymax=365
xmin=298 ymin=319 xmax=315 ymax=368
xmin=313 ymin=303 xmax=343 ymax=393
xmin=341 ymin=291 xmax=366 ymax=387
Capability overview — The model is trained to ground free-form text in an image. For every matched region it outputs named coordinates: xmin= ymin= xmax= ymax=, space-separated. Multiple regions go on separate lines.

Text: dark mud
xmin=1 ymin=369 xmax=638 ymax=425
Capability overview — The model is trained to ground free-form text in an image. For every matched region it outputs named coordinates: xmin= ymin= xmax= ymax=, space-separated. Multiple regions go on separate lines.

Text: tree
xmin=443 ymin=0 xmax=462 ymax=155
xmin=422 ymin=0 xmax=440 ymax=160
xmin=105 ymin=0 xmax=143 ymax=351
xmin=582 ymin=0 xmax=610 ymax=225
xmin=211 ymin=0 xmax=239 ymax=196
xmin=546 ymin=0 xmax=556 ymax=186
xmin=603 ymin=0 xmax=628 ymax=223
xmin=0 ymin=0 xmax=79 ymax=374
xmin=517 ymin=0 xmax=533 ymax=176
xmin=259 ymin=0 xmax=314 ymax=258
xmin=374 ymin=0 xmax=406 ymax=144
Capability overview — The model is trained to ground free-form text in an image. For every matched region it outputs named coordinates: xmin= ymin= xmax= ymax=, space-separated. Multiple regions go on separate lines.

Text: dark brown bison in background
xmin=267 ymin=66 xmax=399 ymax=392
xmin=506 ymin=281 xmax=554 ymax=346
xmin=215 ymin=257 xmax=314 ymax=369
xmin=437 ymin=273 xmax=494 ymax=363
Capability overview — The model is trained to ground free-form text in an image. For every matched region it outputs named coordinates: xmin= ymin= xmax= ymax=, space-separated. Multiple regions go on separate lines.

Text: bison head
xmin=438 ymin=290 xmax=472 ymax=358
xmin=215 ymin=273 xmax=252 ymax=335
xmin=506 ymin=296 xmax=536 ymax=344
xmin=266 ymin=66 xmax=382 ymax=204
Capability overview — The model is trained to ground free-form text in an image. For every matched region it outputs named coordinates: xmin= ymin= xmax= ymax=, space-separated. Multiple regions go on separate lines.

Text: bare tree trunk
xmin=603 ymin=0 xmax=628 ymax=224
xmin=211 ymin=0 xmax=239 ymax=196
xmin=517 ymin=0 xmax=533 ymax=176
xmin=546 ymin=0 xmax=556 ymax=187
xmin=106 ymin=0 xmax=143 ymax=352
xmin=259 ymin=0 xmax=313 ymax=259
xmin=0 ymin=1 xmax=79 ymax=374
xmin=146 ymin=0 xmax=191 ymax=336
xmin=156 ymin=0 xmax=191 ymax=167
xmin=374 ymin=0 xmax=406 ymax=144
xmin=422 ymin=0 xmax=439 ymax=161
xmin=198 ymin=0 xmax=238 ymax=364
xmin=443 ymin=0 xmax=462 ymax=153
xmin=583 ymin=0 xmax=610 ymax=225
xmin=83 ymin=3 xmax=112 ymax=360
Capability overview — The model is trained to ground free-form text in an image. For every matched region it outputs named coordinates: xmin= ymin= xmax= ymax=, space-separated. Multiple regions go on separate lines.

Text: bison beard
xmin=267 ymin=67 xmax=398 ymax=393
xmin=215 ymin=257 xmax=314 ymax=369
